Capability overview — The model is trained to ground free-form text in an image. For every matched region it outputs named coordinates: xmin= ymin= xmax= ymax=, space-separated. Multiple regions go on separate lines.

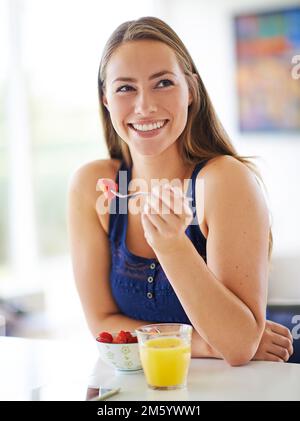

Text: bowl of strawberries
xmin=96 ymin=330 xmax=142 ymax=372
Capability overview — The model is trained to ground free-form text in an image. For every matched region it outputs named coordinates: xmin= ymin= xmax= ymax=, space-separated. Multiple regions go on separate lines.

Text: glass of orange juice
xmin=135 ymin=323 xmax=192 ymax=390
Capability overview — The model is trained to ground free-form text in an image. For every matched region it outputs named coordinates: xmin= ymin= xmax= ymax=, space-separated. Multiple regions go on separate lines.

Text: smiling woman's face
xmin=102 ymin=40 xmax=193 ymax=157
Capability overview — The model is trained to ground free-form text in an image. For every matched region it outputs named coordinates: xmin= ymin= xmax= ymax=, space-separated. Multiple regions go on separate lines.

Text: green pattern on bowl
xmin=97 ymin=340 xmax=142 ymax=371
xmin=106 ymin=351 xmax=114 ymax=359
xmin=121 ymin=346 xmax=130 ymax=354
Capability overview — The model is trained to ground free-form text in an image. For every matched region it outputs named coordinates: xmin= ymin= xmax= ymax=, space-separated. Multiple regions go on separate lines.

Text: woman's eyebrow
xmin=112 ymin=70 xmax=176 ymax=84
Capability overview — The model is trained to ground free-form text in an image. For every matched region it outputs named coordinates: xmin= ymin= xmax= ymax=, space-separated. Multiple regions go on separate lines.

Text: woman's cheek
xmin=110 ymin=105 xmax=129 ymax=138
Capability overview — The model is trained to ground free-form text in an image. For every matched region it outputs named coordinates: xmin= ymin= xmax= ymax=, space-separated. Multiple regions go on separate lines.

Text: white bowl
xmin=96 ymin=336 xmax=142 ymax=372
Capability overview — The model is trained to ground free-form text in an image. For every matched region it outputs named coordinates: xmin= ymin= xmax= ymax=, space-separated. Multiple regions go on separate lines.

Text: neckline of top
xmin=116 ymin=160 xmax=206 ymax=264
xmin=120 ymin=161 xmax=204 ymax=198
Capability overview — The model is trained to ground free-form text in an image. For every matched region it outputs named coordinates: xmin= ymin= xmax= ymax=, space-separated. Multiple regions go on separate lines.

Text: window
xmin=0 ymin=0 xmax=154 ymax=338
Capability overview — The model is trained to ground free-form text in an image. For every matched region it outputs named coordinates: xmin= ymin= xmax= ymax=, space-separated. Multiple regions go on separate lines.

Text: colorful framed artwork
xmin=234 ymin=7 xmax=300 ymax=132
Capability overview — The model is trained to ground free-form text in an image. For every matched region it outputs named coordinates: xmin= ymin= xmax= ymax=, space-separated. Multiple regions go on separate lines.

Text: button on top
xmin=150 ymin=263 xmax=156 ymax=270
xmin=147 ymin=276 xmax=154 ymax=283
xmin=147 ymin=292 xmax=153 ymax=299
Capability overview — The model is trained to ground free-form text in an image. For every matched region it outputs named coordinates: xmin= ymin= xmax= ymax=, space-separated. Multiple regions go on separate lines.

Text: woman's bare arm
xmin=67 ymin=159 xmax=221 ymax=358
xmin=67 ymin=160 xmax=122 ymax=335
xmin=152 ymin=156 xmax=269 ymax=365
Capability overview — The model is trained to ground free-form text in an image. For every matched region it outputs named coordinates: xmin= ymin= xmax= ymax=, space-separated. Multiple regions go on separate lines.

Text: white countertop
xmin=1 ymin=336 xmax=300 ymax=401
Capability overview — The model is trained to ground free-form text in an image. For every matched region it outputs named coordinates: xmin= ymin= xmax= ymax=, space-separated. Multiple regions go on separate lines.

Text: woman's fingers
xmin=141 ymin=209 xmax=157 ymax=245
xmin=254 ymin=320 xmax=294 ymax=363
xmin=145 ymin=185 xmax=192 ymax=229
xmin=268 ymin=320 xmax=293 ymax=342
xmin=268 ymin=343 xmax=291 ymax=361
xmin=265 ymin=352 xmax=285 ymax=363
xmin=271 ymin=332 xmax=294 ymax=356
xmin=151 ymin=185 xmax=192 ymax=218
xmin=144 ymin=200 xmax=178 ymax=228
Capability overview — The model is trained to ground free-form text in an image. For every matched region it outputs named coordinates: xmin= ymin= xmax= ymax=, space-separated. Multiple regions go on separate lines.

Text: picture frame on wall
xmin=234 ymin=6 xmax=300 ymax=132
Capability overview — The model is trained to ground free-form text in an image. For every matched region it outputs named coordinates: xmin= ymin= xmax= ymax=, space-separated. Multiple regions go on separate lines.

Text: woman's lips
xmin=128 ymin=120 xmax=169 ymax=138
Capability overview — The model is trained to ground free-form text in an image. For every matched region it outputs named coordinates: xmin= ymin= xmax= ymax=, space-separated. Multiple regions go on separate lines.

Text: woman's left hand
xmin=141 ymin=185 xmax=194 ymax=254
xmin=253 ymin=320 xmax=294 ymax=362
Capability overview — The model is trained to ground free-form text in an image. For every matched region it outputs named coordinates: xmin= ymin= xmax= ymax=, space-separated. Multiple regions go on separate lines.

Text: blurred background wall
xmin=0 ymin=0 xmax=299 ymax=340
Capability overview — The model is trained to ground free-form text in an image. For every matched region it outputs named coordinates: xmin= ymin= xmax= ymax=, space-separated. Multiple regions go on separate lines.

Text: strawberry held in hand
xmin=96 ymin=178 xmax=118 ymax=200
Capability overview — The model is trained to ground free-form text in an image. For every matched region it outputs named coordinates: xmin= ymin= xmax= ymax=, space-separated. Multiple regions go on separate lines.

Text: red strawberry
xmin=124 ymin=331 xmax=133 ymax=341
xmin=124 ymin=331 xmax=138 ymax=343
xmin=127 ymin=335 xmax=138 ymax=343
xmin=96 ymin=178 xmax=118 ymax=200
xmin=96 ymin=331 xmax=113 ymax=343
xmin=114 ymin=330 xmax=129 ymax=344
xmin=116 ymin=331 xmax=138 ymax=343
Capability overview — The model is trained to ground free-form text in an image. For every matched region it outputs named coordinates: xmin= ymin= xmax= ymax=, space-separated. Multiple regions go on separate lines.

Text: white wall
xmin=155 ymin=0 xmax=300 ymax=301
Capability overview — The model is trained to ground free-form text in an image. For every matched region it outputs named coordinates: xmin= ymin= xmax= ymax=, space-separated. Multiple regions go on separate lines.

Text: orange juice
xmin=140 ymin=337 xmax=191 ymax=388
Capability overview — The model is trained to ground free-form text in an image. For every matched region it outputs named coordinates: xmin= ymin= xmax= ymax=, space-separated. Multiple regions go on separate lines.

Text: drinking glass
xmin=135 ymin=323 xmax=192 ymax=390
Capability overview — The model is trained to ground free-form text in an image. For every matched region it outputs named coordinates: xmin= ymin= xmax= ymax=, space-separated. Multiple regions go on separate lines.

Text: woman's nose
xmin=134 ymin=90 xmax=158 ymax=115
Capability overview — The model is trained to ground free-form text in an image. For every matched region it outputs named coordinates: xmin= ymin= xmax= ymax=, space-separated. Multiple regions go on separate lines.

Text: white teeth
xmin=132 ymin=120 xmax=167 ymax=132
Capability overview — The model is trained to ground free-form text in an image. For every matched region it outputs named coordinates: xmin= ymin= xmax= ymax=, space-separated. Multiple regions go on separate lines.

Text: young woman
xmin=68 ymin=17 xmax=293 ymax=365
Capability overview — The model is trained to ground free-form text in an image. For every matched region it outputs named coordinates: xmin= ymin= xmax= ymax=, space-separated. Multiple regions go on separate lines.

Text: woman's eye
xmin=116 ymin=79 xmax=174 ymax=93
xmin=116 ymin=85 xmax=133 ymax=93
xmin=157 ymin=79 xmax=174 ymax=88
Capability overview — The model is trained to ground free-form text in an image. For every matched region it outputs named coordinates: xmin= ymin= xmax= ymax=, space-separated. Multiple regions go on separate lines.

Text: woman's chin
xmin=124 ymin=142 xmax=158 ymax=158
xmin=130 ymin=139 xmax=175 ymax=158
xmin=134 ymin=146 xmax=166 ymax=157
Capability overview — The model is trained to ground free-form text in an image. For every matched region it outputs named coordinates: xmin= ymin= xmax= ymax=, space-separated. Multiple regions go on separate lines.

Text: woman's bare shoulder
xmin=197 ymin=155 xmax=268 ymax=223
xmin=197 ymin=155 xmax=262 ymax=199
xmin=68 ymin=158 xmax=121 ymax=200
xmin=195 ymin=154 xmax=268 ymax=224
xmin=200 ymin=155 xmax=253 ymax=181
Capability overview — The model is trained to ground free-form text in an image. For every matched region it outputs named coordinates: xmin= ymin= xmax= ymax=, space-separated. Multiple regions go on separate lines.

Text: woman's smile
xmin=128 ymin=119 xmax=169 ymax=138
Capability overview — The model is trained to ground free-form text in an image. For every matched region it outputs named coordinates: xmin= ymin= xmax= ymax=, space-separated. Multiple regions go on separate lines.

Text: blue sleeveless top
xmin=108 ymin=160 xmax=208 ymax=325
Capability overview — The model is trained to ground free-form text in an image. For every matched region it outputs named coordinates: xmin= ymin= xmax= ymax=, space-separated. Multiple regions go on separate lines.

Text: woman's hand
xmin=253 ymin=320 xmax=294 ymax=362
xmin=141 ymin=185 xmax=193 ymax=255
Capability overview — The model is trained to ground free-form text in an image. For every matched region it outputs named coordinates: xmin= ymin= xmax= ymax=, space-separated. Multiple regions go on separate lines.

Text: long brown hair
xmin=97 ymin=16 xmax=272 ymax=258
